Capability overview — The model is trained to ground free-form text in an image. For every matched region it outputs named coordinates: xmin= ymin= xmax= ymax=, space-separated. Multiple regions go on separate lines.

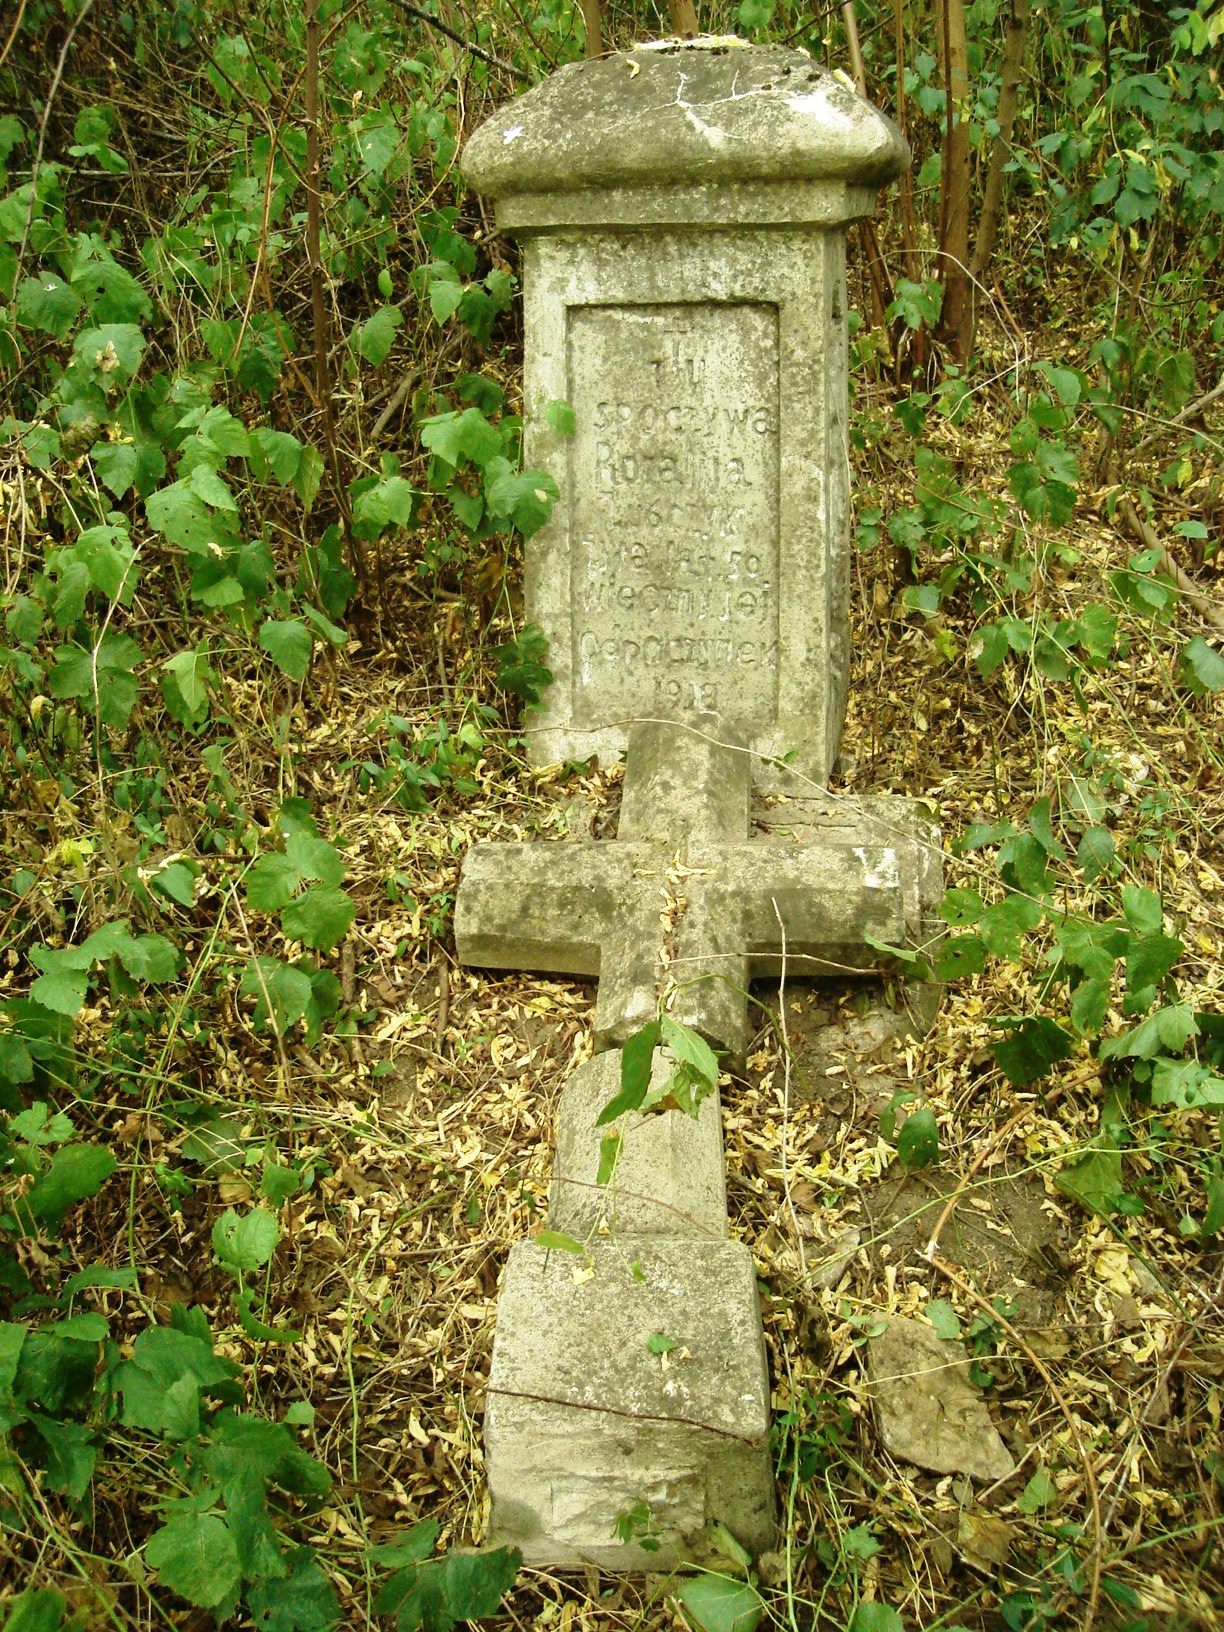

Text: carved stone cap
xmin=461 ymin=38 xmax=909 ymax=207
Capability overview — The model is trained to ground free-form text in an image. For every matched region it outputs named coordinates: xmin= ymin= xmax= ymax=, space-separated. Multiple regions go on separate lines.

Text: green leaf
xmin=647 ymin=1332 xmax=677 ymax=1355
xmin=1180 ymin=637 xmax=1224 ymax=697
xmin=1070 ymin=977 xmax=1111 ymax=1036
xmin=30 ymin=969 xmax=89 ymax=1016
xmin=1202 ymin=1175 xmax=1224 ymax=1239
xmin=251 ymin=427 xmax=303 ymax=486
xmin=661 ymin=1015 xmax=719 ymax=1090
xmin=357 ymin=304 xmax=402 ymax=364
xmin=1124 ymin=932 xmax=1183 ymax=1012
xmin=992 ymin=1018 xmax=1074 ymax=1087
xmin=440 ymin=1548 xmax=522 ymax=1622
xmin=353 ymin=475 xmax=419 ymax=533
xmin=534 ymin=1230 xmax=585 ymax=1255
xmin=925 ymin=1299 xmax=960 ymax=1340
xmin=1121 ymin=885 xmax=1163 ymax=936
xmin=596 ymin=1130 xmax=621 ymax=1187
xmin=1016 ymin=1468 xmax=1058 ymax=1514
xmin=16 ymin=272 xmax=82 ymax=339
xmin=295 ymin=446 xmax=324 ymax=512
xmin=677 ymin=1573 xmax=765 ymax=1632
xmin=116 ymin=933 xmax=180 ymax=982
xmin=1057 ymin=1137 xmax=1123 ymax=1218
xmin=280 ymin=884 xmax=355 ymax=952
xmin=151 ymin=860 xmax=198 ymax=907
xmin=1077 ymin=827 xmax=1115 ymax=884
xmin=146 ymin=1513 xmax=241 ymax=1609
xmin=245 ymin=1546 xmax=340 ymax=1632
xmin=212 ymin=1207 xmax=279 ymax=1273
xmin=72 ymin=322 xmax=145 ymax=381
xmin=367 ymin=1519 xmax=440 ymax=1570
xmin=938 ymin=888 xmax=984 ymax=927
xmin=28 ymin=1411 xmax=96 ymax=1504
xmin=285 ymin=833 xmax=346 ymax=886
xmin=0 ymin=1588 xmax=73 ymax=1632
xmin=897 ymin=1107 xmax=939 ymax=1168
xmin=484 ymin=465 xmax=559 ymax=536
xmin=247 ymin=853 xmax=299 ymax=913
xmin=493 ymin=624 xmax=552 ymax=704
xmin=420 ymin=407 xmax=502 ymax=469
xmin=597 ymin=1021 xmax=660 ymax=1125
xmin=849 ymin=1607 xmax=904 ymax=1632
xmin=0 ymin=1033 xmax=35 ymax=1087
xmin=542 ymin=399 xmax=575 ymax=436
xmin=428 ymin=277 xmax=466 ymax=325
xmin=240 ymin=957 xmax=314 ymax=1035
xmin=260 ymin=619 xmax=312 ymax=681
xmin=935 ymin=935 xmax=986 ymax=980
xmin=1150 ymin=1058 xmax=1224 ymax=1110
xmin=22 ymin=1144 xmax=117 ymax=1229
xmin=978 ymin=894 xmax=1043 ymax=961
xmin=1104 ymin=1004 xmax=1199 ymax=1061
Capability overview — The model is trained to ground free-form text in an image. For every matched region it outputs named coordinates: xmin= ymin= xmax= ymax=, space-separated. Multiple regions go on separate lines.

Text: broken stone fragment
xmin=866 ymin=1314 xmax=1016 ymax=1483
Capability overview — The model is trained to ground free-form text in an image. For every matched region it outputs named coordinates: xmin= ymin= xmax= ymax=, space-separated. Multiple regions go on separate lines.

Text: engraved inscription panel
xmin=567 ymin=303 xmax=780 ymax=732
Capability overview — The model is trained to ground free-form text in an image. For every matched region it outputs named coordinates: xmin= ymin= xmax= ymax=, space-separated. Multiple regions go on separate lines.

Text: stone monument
xmin=454 ymin=38 xmax=935 ymax=1570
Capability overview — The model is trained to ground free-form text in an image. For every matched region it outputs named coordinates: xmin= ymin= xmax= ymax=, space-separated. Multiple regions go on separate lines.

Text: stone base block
xmin=485 ymin=1237 xmax=775 ymax=1569
xmin=551 ymin=1052 xmax=726 ymax=1240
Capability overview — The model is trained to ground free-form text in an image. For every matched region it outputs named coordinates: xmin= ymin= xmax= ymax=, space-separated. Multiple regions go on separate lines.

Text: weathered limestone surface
xmin=867 ymin=1315 xmax=1017 ymax=1483
xmin=485 ymin=1237 xmax=774 ymax=1569
xmin=551 ymin=1050 xmax=727 ymax=1239
xmin=461 ymin=39 xmax=908 ymax=785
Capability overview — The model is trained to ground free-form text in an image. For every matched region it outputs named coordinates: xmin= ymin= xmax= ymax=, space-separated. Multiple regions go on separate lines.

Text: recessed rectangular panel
xmin=567 ymin=303 xmax=780 ymax=734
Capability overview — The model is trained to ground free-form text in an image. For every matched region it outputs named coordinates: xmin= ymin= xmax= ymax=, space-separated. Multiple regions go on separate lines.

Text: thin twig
xmin=14 ymin=0 xmax=99 ymax=276
xmin=1132 ymin=370 xmax=1224 ymax=453
xmin=1117 ymin=495 xmax=1224 ymax=637
xmin=929 ymin=1252 xmax=1102 ymax=1632
xmin=393 ymin=2 xmax=530 ymax=81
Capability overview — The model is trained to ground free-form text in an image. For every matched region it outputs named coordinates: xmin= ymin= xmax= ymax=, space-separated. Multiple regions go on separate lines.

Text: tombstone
xmin=455 ymin=39 xmax=932 ymax=1569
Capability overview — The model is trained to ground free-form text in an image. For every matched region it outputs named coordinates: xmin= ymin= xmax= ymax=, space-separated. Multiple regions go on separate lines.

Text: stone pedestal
xmin=462 ymin=39 xmax=909 ymax=786
xmin=456 ymin=38 xmax=914 ymax=1569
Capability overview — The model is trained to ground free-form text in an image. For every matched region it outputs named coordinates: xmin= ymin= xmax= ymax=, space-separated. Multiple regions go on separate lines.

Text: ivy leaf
xmin=357 ymin=304 xmax=402 ymax=364
xmin=146 ymin=1513 xmax=241 ymax=1609
xmin=212 ymin=1207 xmax=279 ymax=1273
xmin=259 ymin=619 xmax=312 ymax=681
xmin=281 ymin=884 xmax=354 ymax=952
xmin=897 ymin=1107 xmax=939 ymax=1168
xmin=677 ymin=1573 xmax=765 ymax=1632
xmin=938 ymin=888 xmax=984 ymax=927
xmin=992 ymin=1017 xmax=1074 ymax=1087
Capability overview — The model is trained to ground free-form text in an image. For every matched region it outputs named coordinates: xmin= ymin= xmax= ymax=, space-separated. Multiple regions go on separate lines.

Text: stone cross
xmin=455 ymin=39 xmax=928 ymax=1571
